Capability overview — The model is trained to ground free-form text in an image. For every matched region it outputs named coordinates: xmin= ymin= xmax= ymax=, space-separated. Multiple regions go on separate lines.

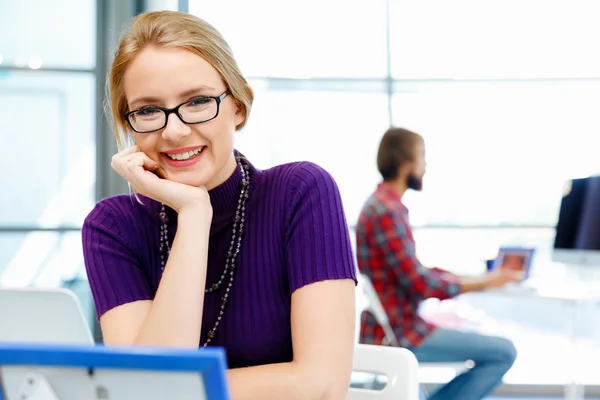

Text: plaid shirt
xmin=356 ymin=183 xmax=461 ymax=348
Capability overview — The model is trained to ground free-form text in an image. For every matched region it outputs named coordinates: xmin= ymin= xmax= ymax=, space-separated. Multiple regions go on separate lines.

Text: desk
xmin=483 ymin=283 xmax=600 ymax=400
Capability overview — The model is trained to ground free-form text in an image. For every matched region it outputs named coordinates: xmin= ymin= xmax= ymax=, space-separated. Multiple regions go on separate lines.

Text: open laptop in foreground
xmin=0 ymin=287 xmax=94 ymax=345
xmin=0 ymin=287 xmax=230 ymax=400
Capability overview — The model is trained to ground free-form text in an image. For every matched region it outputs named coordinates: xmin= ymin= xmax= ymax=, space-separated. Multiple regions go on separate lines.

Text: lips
xmin=160 ymin=145 xmax=206 ymax=168
xmin=165 ymin=146 xmax=205 ymax=161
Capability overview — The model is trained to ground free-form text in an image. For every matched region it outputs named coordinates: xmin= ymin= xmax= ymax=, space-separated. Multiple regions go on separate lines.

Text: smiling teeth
xmin=167 ymin=147 xmax=204 ymax=160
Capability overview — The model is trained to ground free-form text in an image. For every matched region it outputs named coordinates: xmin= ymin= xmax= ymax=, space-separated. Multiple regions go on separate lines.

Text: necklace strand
xmin=159 ymin=156 xmax=250 ymax=347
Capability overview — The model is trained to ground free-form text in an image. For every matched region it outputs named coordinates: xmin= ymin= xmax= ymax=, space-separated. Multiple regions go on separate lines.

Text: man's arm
xmin=371 ymin=211 xmax=520 ymax=300
xmin=431 ymin=268 xmax=523 ymax=293
xmin=372 ymin=211 xmax=462 ymax=301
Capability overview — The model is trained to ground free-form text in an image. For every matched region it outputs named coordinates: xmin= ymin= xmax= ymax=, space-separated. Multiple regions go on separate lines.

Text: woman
xmin=82 ymin=10 xmax=357 ymax=399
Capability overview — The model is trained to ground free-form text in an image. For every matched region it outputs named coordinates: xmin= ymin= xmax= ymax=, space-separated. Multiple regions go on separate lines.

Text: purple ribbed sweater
xmin=82 ymin=158 xmax=357 ymax=368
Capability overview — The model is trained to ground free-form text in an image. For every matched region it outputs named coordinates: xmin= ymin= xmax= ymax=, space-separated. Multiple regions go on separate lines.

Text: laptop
xmin=490 ymin=247 xmax=535 ymax=280
xmin=0 ymin=287 xmax=94 ymax=345
xmin=0 ymin=288 xmax=231 ymax=400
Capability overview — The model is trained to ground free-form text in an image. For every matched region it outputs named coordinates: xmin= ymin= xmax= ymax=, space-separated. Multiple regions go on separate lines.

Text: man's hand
xmin=484 ymin=269 xmax=525 ymax=289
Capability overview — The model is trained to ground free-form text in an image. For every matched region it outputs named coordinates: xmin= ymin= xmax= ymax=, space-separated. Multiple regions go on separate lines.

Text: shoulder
xmin=261 ymin=161 xmax=339 ymax=198
xmin=262 ymin=162 xmax=357 ymax=290
xmin=359 ymin=192 xmax=391 ymax=220
xmin=256 ymin=161 xmax=346 ymax=228
xmin=357 ymin=193 xmax=406 ymax=236
xmin=83 ymin=194 xmax=159 ymax=238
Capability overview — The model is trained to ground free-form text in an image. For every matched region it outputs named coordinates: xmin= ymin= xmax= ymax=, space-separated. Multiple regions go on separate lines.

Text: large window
xmin=0 ymin=1 xmax=96 ymax=69
xmin=388 ymin=0 xmax=600 ymax=228
xmin=190 ymin=0 xmax=600 ymax=228
xmin=190 ymin=0 xmax=391 ymax=223
xmin=0 ymin=1 xmax=97 ymax=316
xmin=190 ymin=0 xmax=388 ymax=79
xmin=189 ymin=0 xmax=600 ymax=393
xmin=388 ymin=0 xmax=600 ymax=80
xmin=0 ymin=72 xmax=96 ymax=229
xmin=394 ymin=80 xmax=600 ymax=227
xmin=239 ymin=80 xmax=390 ymax=220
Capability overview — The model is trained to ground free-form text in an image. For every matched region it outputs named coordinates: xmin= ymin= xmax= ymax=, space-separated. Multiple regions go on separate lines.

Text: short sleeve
xmin=284 ymin=162 xmax=357 ymax=294
xmin=82 ymin=201 xmax=153 ymax=318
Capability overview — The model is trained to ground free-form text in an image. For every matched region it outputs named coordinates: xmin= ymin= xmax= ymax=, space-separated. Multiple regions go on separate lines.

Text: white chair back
xmin=355 ymin=274 xmax=369 ymax=341
xmin=357 ymin=275 xmax=468 ymax=376
xmin=357 ymin=274 xmax=400 ymax=346
xmin=348 ymin=344 xmax=419 ymax=400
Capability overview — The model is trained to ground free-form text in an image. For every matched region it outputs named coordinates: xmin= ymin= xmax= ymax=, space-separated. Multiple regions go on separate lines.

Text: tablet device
xmin=491 ymin=247 xmax=535 ymax=280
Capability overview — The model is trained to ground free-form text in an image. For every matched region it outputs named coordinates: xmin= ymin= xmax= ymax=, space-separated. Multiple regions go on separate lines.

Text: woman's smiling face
xmin=123 ymin=46 xmax=244 ymax=189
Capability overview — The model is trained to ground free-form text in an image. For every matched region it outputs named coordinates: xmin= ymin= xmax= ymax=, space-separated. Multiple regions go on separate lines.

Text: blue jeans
xmin=408 ymin=328 xmax=517 ymax=400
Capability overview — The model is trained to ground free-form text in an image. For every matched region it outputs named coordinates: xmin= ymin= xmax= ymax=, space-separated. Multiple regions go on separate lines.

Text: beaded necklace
xmin=158 ymin=155 xmax=250 ymax=347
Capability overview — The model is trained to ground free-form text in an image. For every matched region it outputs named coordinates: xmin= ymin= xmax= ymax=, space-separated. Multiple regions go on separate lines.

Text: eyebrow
xmin=129 ymin=85 xmax=217 ymax=109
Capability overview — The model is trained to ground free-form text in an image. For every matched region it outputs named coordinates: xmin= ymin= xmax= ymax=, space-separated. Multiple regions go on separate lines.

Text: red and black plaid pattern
xmin=355 ymin=183 xmax=461 ymax=348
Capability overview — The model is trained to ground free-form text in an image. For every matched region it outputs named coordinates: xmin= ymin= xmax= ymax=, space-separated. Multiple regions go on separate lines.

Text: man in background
xmin=356 ymin=127 xmax=522 ymax=400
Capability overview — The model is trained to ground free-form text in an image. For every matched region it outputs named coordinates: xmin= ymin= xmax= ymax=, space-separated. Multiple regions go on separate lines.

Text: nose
xmin=161 ymin=112 xmax=192 ymax=142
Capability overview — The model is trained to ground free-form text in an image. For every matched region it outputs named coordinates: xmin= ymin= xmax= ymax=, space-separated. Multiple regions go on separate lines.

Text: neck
xmin=384 ymin=178 xmax=408 ymax=198
xmin=205 ymin=153 xmax=238 ymax=191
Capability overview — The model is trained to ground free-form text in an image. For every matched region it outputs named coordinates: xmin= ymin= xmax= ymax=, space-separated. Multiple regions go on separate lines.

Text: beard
xmin=407 ymin=174 xmax=423 ymax=191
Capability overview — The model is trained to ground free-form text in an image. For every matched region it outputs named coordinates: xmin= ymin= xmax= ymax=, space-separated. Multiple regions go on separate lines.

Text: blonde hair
xmin=108 ymin=10 xmax=254 ymax=149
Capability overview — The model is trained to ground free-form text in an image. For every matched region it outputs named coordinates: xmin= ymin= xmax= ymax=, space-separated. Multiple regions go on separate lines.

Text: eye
xmin=189 ymin=97 xmax=211 ymax=106
xmin=137 ymin=107 xmax=161 ymax=117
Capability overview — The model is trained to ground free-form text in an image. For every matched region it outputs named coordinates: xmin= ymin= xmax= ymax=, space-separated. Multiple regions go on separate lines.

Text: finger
xmin=119 ymin=145 xmax=139 ymax=156
xmin=126 ymin=152 xmax=158 ymax=171
xmin=119 ymin=154 xmax=158 ymax=195
xmin=112 ymin=152 xmax=156 ymax=186
xmin=111 ymin=146 xmax=139 ymax=169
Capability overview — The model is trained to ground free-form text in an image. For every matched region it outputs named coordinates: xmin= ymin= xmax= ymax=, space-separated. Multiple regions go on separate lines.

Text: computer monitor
xmin=552 ymin=175 xmax=600 ymax=266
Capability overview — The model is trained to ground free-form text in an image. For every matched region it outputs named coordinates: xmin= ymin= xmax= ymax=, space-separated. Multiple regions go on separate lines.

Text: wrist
xmin=481 ymin=276 xmax=492 ymax=287
xmin=457 ymin=276 xmax=489 ymax=293
xmin=177 ymin=204 xmax=213 ymax=224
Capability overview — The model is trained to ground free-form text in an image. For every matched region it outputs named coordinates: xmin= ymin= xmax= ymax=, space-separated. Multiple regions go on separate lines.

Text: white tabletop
xmin=484 ymin=281 xmax=600 ymax=302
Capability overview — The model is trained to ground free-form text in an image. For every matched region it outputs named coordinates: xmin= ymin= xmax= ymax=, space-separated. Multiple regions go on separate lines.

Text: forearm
xmin=402 ymin=267 xmax=461 ymax=301
xmin=457 ymin=276 xmax=490 ymax=293
xmin=228 ymin=362 xmax=340 ymax=400
xmin=134 ymin=208 xmax=210 ymax=347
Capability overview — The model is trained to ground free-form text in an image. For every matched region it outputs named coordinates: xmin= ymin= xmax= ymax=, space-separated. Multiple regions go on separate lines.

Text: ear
xmin=398 ymin=159 xmax=414 ymax=177
xmin=234 ymin=102 xmax=246 ymax=128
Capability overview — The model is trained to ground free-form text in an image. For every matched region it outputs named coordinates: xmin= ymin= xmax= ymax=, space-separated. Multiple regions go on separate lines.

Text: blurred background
xmin=2 ymin=0 xmax=600 ymax=397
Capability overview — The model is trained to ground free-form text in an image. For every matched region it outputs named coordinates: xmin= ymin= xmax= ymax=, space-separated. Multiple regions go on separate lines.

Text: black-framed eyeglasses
xmin=125 ymin=90 xmax=230 ymax=133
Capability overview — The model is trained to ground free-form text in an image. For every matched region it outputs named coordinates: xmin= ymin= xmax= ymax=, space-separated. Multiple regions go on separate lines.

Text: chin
xmin=407 ymin=175 xmax=424 ymax=191
xmin=156 ymin=149 xmax=235 ymax=189
xmin=161 ymin=168 xmax=214 ymax=188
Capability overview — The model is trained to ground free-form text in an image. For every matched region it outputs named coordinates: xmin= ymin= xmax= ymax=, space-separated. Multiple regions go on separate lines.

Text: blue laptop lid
xmin=0 ymin=343 xmax=229 ymax=400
